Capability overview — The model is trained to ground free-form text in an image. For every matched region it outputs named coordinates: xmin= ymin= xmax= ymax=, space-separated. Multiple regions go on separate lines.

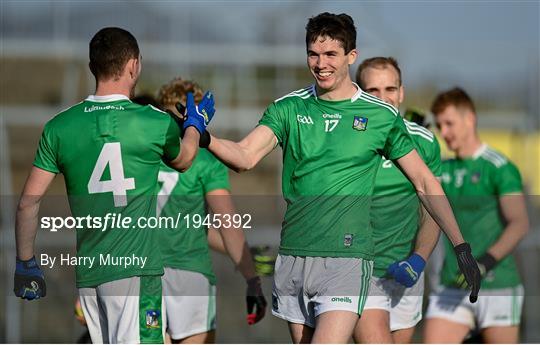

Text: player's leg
xmin=477 ymin=286 xmax=524 ymax=344
xmin=481 ymin=326 xmax=519 ymax=344
xmin=163 ymin=268 xmax=217 ymax=344
xmin=288 ymin=322 xmax=314 ymax=344
xmin=423 ymin=287 xmax=473 ymax=343
xmin=312 ymin=310 xmax=359 ymax=343
xmin=353 ymin=276 xmax=393 ymax=343
xmin=423 ymin=318 xmax=470 ymax=343
xmin=312 ymin=257 xmax=372 ymax=343
xmin=392 ymin=327 xmax=415 ymax=344
xmin=355 ymin=309 xmax=393 ymax=343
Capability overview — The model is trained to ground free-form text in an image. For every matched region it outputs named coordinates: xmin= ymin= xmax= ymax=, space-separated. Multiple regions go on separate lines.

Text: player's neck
xmin=456 ymin=135 xmax=482 ymax=159
xmin=94 ymin=79 xmax=133 ymax=98
xmin=317 ymin=79 xmax=357 ymax=101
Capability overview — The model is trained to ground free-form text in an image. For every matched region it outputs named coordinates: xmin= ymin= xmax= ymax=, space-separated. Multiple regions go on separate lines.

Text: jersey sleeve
xmin=33 ymin=122 xmax=60 ymax=174
xmin=201 ymin=155 xmax=230 ymax=194
xmin=494 ymin=161 xmax=523 ymax=195
xmin=162 ymin=117 xmax=181 ymax=162
xmin=258 ymin=101 xmax=287 ymax=145
xmin=383 ymin=115 xmax=414 ymax=160
xmin=428 ymin=137 xmax=442 ymax=177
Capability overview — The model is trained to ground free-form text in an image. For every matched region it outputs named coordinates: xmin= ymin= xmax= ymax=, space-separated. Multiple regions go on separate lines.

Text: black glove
xmin=477 ymin=252 xmax=497 ymax=277
xmin=14 ymin=256 xmax=46 ymax=300
xmin=246 ymin=276 xmax=267 ymax=325
xmin=453 ymin=243 xmax=481 ymax=303
xmin=175 ymin=102 xmax=211 ymax=148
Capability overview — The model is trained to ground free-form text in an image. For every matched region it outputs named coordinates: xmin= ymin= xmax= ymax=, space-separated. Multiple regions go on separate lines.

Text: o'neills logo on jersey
xmin=296 ymin=114 xmax=314 ymax=125
xmin=322 ymin=113 xmax=342 ymax=119
xmin=84 ymin=104 xmax=125 ymax=113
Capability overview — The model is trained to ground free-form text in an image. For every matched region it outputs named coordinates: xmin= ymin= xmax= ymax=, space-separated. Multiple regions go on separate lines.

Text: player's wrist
xmin=477 ymin=252 xmax=497 ymax=274
xmin=408 ymin=253 xmax=426 ymax=272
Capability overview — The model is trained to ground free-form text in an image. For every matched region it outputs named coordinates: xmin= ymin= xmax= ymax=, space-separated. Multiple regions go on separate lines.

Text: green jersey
xmin=439 ymin=144 xmax=523 ymax=289
xmin=157 ymin=149 xmax=230 ymax=285
xmin=258 ymin=85 xmax=414 ymax=258
xmin=371 ymin=120 xmax=441 ymax=277
xmin=33 ymin=94 xmax=180 ymax=288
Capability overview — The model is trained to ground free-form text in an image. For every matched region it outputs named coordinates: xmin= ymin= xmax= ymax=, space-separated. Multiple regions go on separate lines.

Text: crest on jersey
xmin=344 ymin=234 xmax=354 ymax=247
xmin=471 ymin=171 xmax=481 ymax=184
xmin=145 ymin=310 xmax=161 ymax=328
xmin=352 ymin=116 xmax=368 ymax=131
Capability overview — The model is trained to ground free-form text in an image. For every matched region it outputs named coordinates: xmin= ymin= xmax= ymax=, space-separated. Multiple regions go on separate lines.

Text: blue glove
xmin=14 ymin=256 xmax=46 ymax=300
xmin=183 ymin=91 xmax=215 ymax=134
xmin=387 ymin=253 xmax=426 ymax=288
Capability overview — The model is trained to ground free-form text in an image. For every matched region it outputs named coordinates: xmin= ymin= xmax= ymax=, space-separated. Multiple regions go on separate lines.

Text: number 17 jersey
xmin=259 ymin=85 xmax=414 ymax=259
xmin=33 ymin=94 xmax=181 ymax=288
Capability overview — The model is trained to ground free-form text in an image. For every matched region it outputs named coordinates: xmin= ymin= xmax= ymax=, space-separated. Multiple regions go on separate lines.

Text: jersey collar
xmin=350 ymin=82 xmax=362 ymax=102
xmin=312 ymin=82 xmax=363 ymax=102
xmin=85 ymin=94 xmax=130 ymax=102
xmin=472 ymin=143 xmax=488 ymax=160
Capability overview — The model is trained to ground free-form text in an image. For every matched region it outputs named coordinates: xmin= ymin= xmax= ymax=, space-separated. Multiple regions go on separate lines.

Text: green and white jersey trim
xmin=357 ymin=90 xmax=400 ymax=117
xmin=473 ymin=143 xmax=508 ymax=168
xmin=404 ymin=119 xmax=434 ymax=142
xmin=275 ymin=85 xmax=316 ymax=102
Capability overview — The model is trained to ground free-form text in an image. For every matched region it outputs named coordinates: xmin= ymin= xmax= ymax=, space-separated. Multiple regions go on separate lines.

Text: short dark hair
xmin=306 ymin=12 xmax=356 ymax=54
xmin=89 ymin=27 xmax=140 ymax=81
xmin=356 ymin=57 xmax=402 ymax=89
xmin=431 ymin=87 xmax=476 ymax=115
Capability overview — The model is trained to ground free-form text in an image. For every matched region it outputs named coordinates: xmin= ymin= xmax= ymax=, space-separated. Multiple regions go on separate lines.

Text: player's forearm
xmin=486 ymin=218 xmax=529 ymax=261
xmin=171 ymin=127 xmax=200 ymax=172
xmin=208 ymin=135 xmax=254 ymax=173
xmin=207 ymin=227 xmax=227 ymax=255
xmin=416 ymin=175 xmax=465 ymax=246
xmin=220 ymin=227 xmax=257 ymax=280
xmin=486 ymin=194 xmax=529 ymax=261
xmin=414 ymin=207 xmax=441 ymax=261
xmin=15 ymin=196 xmax=41 ymax=260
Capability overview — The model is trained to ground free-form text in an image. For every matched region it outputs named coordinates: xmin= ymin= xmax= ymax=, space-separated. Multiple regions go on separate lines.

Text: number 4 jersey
xmin=33 ymin=94 xmax=181 ymax=288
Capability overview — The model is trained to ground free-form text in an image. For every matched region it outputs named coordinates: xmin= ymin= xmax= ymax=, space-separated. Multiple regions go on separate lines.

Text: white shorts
xmin=271 ymin=254 xmax=373 ymax=328
xmin=162 ymin=268 xmax=216 ymax=340
xmin=363 ymin=275 xmax=424 ymax=331
xmin=426 ymin=285 xmax=524 ymax=329
xmin=79 ymin=275 xmax=164 ymax=344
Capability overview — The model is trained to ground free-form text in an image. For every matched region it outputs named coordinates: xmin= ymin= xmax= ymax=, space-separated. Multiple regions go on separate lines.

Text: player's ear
xmin=347 ymin=49 xmax=358 ymax=65
xmin=127 ymin=57 xmax=139 ymax=80
xmin=399 ymin=86 xmax=404 ymax=105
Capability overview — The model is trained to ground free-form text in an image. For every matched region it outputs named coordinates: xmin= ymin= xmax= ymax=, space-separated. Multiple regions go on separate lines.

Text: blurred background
xmin=1 ymin=0 xmax=539 ymax=343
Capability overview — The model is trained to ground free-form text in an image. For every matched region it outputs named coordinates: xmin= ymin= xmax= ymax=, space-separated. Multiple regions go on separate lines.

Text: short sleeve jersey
xmin=157 ymin=149 xmax=230 ymax=285
xmin=439 ymin=144 xmax=523 ymax=289
xmin=371 ymin=120 xmax=441 ymax=277
xmin=258 ymin=84 xmax=414 ymax=259
xmin=33 ymin=94 xmax=180 ymax=288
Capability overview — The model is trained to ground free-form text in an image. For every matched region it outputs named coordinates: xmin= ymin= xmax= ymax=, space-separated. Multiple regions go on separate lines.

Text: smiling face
xmin=360 ymin=65 xmax=404 ymax=108
xmin=434 ymin=104 xmax=476 ymax=152
xmin=307 ymin=35 xmax=357 ymax=96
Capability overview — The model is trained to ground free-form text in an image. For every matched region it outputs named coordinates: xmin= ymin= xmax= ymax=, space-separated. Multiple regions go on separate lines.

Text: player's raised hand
xmin=14 ymin=256 xmax=46 ymax=300
xmin=387 ymin=253 xmax=426 ymax=288
xmin=183 ymin=91 xmax=215 ymax=134
xmin=246 ymin=276 xmax=267 ymax=325
xmin=453 ymin=243 xmax=481 ymax=303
